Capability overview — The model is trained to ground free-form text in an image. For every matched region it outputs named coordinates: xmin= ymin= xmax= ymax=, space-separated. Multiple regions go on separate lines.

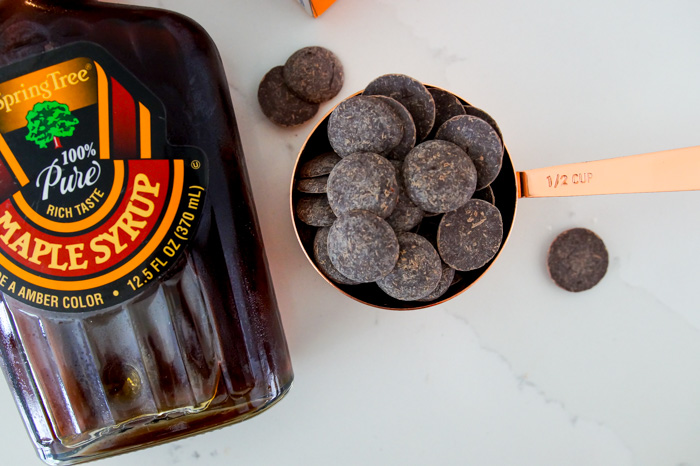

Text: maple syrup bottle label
xmin=0 ymin=42 xmax=208 ymax=312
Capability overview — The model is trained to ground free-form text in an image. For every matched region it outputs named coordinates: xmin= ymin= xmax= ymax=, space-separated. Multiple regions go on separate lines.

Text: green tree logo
xmin=25 ymin=101 xmax=79 ymax=149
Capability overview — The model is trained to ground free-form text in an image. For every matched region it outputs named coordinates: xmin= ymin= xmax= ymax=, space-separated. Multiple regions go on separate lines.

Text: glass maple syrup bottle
xmin=0 ymin=0 xmax=293 ymax=464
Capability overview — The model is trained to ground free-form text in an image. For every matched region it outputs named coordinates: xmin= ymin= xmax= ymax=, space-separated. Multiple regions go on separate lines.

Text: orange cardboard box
xmin=297 ymin=0 xmax=337 ymax=17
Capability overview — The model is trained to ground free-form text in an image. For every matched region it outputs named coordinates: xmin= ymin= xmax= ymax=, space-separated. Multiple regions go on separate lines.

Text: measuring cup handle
xmin=517 ymin=145 xmax=700 ymax=198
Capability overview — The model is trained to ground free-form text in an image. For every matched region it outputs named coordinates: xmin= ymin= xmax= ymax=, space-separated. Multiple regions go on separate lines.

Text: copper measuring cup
xmin=291 ymin=86 xmax=700 ymax=310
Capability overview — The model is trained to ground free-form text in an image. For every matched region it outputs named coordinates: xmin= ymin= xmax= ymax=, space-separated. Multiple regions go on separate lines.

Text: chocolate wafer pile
xmin=258 ymin=46 xmax=344 ymax=126
xmin=295 ymin=74 xmax=506 ymax=303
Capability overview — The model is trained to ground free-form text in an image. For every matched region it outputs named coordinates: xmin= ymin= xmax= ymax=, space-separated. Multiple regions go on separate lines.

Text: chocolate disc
xmin=363 ymin=74 xmax=436 ymax=141
xmin=437 ymin=199 xmax=503 ymax=271
xmin=296 ymin=176 xmax=328 ymax=193
xmin=313 ymin=227 xmax=359 ymax=285
xmin=372 ymin=95 xmax=417 ymax=160
xmin=389 ymin=158 xmax=403 ymax=175
xmin=258 ymin=66 xmax=319 ymax=127
xmin=327 ymin=95 xmax=403 ymax=157
xmin=386 ymin=185 xmax=424 ymax=232
xmin=376 ymin=233 xmax=442 ymax=301
xmin=283 ymin=46 xmax=344 ymax=104
xmin=472 ymin=185 xmax=495 ymax=205
xmin=386 ymin=158 xmax=424 ymax=232
xmin=327 ymin=211 xmax=399 ymax=283
xmin=326 ymin=152 xmax=399 ymax=218
xmin=417 ymin=262 xmax=456 ymax=302
xmin=299 ymin=151 xmax=342 ymax=178
xmin=296 ymin=194 xmax=336 ymax=227
xmin=436 ymin=114 xmax=503 ymax=189
xmin=403 ymin=140 xmax=477 ymax=213
xmin=463 ymin=105 xmax=503 ymax=144
xmin=547 ymin=228 xmax=608 ymax=292
xmin=429 ymin=87 xmax=466 ymax=138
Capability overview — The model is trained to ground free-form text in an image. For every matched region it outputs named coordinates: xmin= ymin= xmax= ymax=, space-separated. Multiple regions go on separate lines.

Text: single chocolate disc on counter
xmin=437 ymin=199 xmax=503 ymax=271
xmin=326 ymin=152 xmax=399 ymax=218
xmin=296 ymin=194 xmax=336 ymax=227
xmin=376 ymin=233 xmax=442 ymax=301
xmin=327 ymin=95 xmax=403 ymax=157
xmin=283 ymin=46 xmax=344 ymax=103
xmin=299 ymin=151 xmax=342 ymax=178
xmin=258 ymin=66 xmax=319 ymax=127
xmin=327 ymin=210 xmax=400 ymax=283
xmin=436 ymin=114 xmax=503 ymax=190
xmin=363 ymin=74 xmax=436 ymax=142
xmin=403 ymin=140 xmax=477 ymax=213
xmin=547 ymin=228 xmax=608 ymax=292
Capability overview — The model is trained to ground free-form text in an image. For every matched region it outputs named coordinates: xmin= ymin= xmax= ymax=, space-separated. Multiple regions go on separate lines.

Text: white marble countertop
xmin=2 ymin=0 xmax=700 ymax=465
